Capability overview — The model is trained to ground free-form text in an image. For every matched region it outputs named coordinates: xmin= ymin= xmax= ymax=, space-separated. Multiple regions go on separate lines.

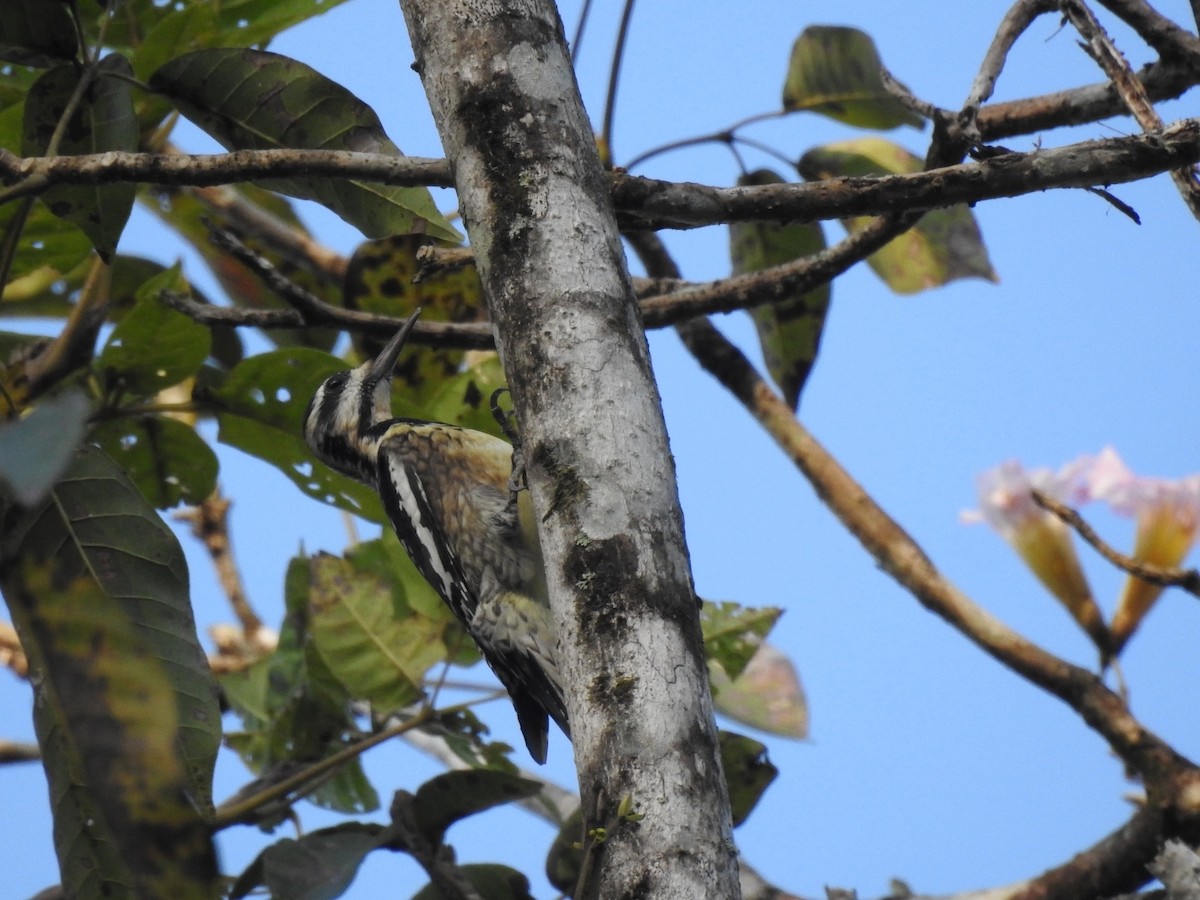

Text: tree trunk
xmin=397 ymin=2 xmax=741 ymax=897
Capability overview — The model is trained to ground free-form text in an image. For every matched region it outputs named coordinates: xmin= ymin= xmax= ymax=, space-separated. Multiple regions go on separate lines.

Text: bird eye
xmin=325 ymin=372 xmax=348 ymax=391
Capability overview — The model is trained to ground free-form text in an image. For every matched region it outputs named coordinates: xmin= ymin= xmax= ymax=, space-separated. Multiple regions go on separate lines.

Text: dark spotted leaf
xmin=0 ymin=446 xmax=221 ymax=899
xmin=22 ymin=56 xmax=138 ymax=261
xmin=345 ymin=235 xmax=484 ymax=403
xmin=150 ymin=48 xmax=460 ymax=242
xmin=730 ymin=169 xmax=831 ymax=409
xmin=799 ymin=138 xmax=997 ymax=293
xmin=719 ymin=731 xmax=778 ymax=827
xmin=782 ymin=26 xmax=922 ymax=130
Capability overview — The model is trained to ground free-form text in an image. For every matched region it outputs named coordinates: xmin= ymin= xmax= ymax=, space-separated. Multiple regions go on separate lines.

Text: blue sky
xmin=4 ymin=1 xmax=1200 ymax=896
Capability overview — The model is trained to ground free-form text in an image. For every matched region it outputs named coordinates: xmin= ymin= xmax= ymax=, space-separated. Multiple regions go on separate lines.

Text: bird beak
xmin=368 ymin=308 xmax=422 ymax=384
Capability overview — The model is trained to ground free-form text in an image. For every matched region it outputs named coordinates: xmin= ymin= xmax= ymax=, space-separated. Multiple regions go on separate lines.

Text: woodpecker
xmin=303 ymin=311 xmax=568 ymax=763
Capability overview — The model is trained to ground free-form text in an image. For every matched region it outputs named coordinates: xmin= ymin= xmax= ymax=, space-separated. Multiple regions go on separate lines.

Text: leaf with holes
xmin=150 ymin=48 xmax=460 ymax=242
xmin=799 ymin=138 xmax=997 ymax=293
xmin=730 ymin=169 xmax=831 ymax=410
xmin=90 ymin=416 xmax=218 ymax=509
xmin=782 ymin=26 xmax=921 ymax=130
xmin=96 ymin=265 xmax=212 ymax=397
xmin=213 ymin=348 xmax=385 ymax=522
xmin=22 ymin=56 xmax=138 ymax=261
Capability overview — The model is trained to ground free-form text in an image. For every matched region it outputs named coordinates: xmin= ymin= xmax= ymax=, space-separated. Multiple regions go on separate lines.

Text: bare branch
xmin=0 ymin=147 xmax=452 ymax=202
xmin=0 ymin=740 xmax=40 ymax=764
xmin=0 ymin=621 xmax=27 ymax=679
xmin=1032 ymin=491 xmax=1200 ymax=597
xmin=1060 ymin=0 xmax=1200 ymax=217
xmin=612 ymin=120 xmax=1200 ymax=230
xmin=960 ymin=0 xmax=1060 ymax=138
xmin=175 ymin=492 xmax=261 ymax=634
xmin=1094 ymin=0 xmax=1200 ymax=63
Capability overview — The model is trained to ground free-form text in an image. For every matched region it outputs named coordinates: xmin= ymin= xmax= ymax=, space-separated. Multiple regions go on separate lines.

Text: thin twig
xmin=1032 ymin=490 xmax=1200 ymax=596
xmin=1060 ymin=0 xmax=1200 ymax=219
xmin=0 ymin=740 xmax=40 ymax=764
xmin=600 ymin=0 xmax=637 ymax=163
xmin=173 ymin=490 xmax=264 ymax=637
xmin=0 ymin=621 xmax=27 ymax=679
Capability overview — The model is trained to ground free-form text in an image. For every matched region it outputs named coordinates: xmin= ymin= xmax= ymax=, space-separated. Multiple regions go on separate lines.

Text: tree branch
xmin=1060 ymin=0 xmax=1200 ymax=218
xmin=1032 ymin=491 xmax=1200 ymax=597
xmin=3 ymin=121 xmax=1199 ymax=234
xmin=612 ymin=120 xmax=1200 ymax=230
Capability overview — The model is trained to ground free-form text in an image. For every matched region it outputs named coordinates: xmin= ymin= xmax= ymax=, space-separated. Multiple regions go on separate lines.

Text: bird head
xmin=303 ymin=309 xmax=421 ymax=478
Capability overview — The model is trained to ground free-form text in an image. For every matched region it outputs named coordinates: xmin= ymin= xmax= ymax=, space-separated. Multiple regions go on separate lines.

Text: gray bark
xmin=396 ymin=2 xmax=740 ymax=898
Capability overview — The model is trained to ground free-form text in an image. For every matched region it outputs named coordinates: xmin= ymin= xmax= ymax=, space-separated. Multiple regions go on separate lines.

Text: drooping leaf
xmin=782 ymin=26 xmax=922 ymax=130
xmin=213 ymin=347 xmax=385 ymax=522
xmin=0 ymin=0 xmax=77 ymax=66
xmin=0 ymin=446 xmax=221 ymax=899
xmin=22 ymin=56 xmax=138 ymax=261
xmin=0 ymin=389 xmax=91 ymax=507
xmin=719 ymin=731 xmax=778 ymax=827
xmin=700 ymin=599 xmax=782 ymax=681
xmin=413 ymin=864 xmax=535 ymax=900
xmin=410 ymin=770 xmax=542 ymax=846
xmin=799 ymin=137 xmax=998 ymax=292
xmin=307 ymin=552 xmax=449 ymax=713
xmin=90 ymin=415 xmax=219 ymax=509
xmin=230 ymin=823 xmax=385 ymax=900
xmin=96 ymin=264 xmax=212 ymax=397
xmin=150 ymin=48 xmax=461 ymax=242
xmin=730 ymin=169 xmax=831 ymax=409
xmin=345 ymin=235 xmax=484 ymax=402
xmin=710 ymin=643 xmax=808 ymax=739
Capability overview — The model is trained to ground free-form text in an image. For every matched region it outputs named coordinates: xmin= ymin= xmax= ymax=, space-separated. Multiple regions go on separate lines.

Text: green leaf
xmin=210 ymin=0 xmax=353 ymax=51
xmin=0 ymin=446 xmax=221 ymax=899
xmin=97 ymin=264 xmax=212 ymax=397
xmin=90 ymin=415 xmax=219 ymax=509
xmin=413 ymin=864 xmax=535 ymax=900
xmin=709 ymin=643 xmax=808 ymax=739
xmin=411 ymin=770 xmax=542 ymax=845
xmin=0 ymin=388 xmax=91 ymax=506
xmin=22 ymin=56 xmax=139 ymax=261
xmin=782 ymin=26 xmax=922 ymax=130
xmin=799 ymin=137 xmax=998 ymax=293
xmin=213 ymin=347 xmax=386 ymax=521
xmin=307 ymin=552 xmax=450 ymax=713
xmin=231 ymin=823 xmax=385 ymax=900
xmin=700 ymin=599 xmax=781 ymax=681
xmin=730 ymin=169 xmax=831 ymax=409
xmin=0 ymin=0 xmax=77 ymax=66
xmin=150 ymin=48 xmax=461 ymax=242
xmin=420 ymin=354 xmax=511 ymax=438
xmin=219 ymin=556 xmax=380 ymax=816
xmin=719 ymin=731 xmax=778 ymax=827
